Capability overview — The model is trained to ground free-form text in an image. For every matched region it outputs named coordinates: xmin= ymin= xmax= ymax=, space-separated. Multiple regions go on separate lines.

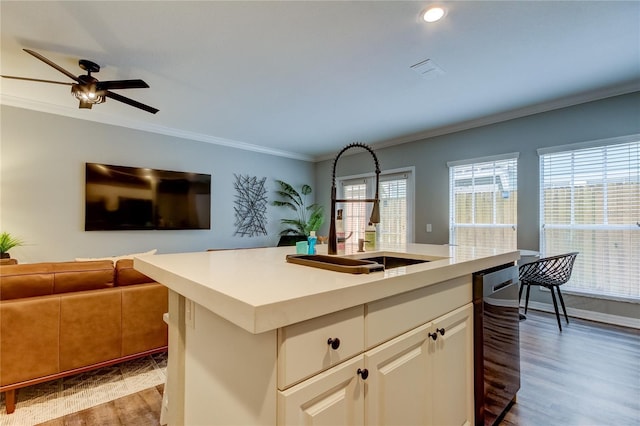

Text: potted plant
xmin=0 ymin=232 xmax=24 ymax=259
xmin=272 ymin=180 xmax=324 ymax=246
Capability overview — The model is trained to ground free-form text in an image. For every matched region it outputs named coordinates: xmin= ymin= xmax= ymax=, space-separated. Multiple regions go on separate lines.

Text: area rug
xmin=0 ymin=352 xmax=166 ymax=426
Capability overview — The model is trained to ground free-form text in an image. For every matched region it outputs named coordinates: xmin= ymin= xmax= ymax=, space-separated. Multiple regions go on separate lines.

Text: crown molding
xmin=359 ymin=81 xmax=640 ymax=159
xmin=3 ymin=80 xmax=638 ymax=164
xmin=0 ymin=94 xmax=313 ymax=162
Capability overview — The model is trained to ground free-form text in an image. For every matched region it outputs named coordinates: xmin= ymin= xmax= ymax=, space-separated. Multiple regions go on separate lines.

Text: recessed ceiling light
xmin=421 ymin=6 xmax=447 ymax=23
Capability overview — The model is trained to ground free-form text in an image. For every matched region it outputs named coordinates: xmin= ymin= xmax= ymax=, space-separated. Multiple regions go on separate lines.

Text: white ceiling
xmin=1 ymin=1 xmax=639 ymax=161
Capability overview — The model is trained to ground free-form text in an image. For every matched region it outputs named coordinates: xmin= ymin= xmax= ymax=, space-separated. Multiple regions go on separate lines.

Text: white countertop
xmin=134 ymin=243 xmax=519 ymax=334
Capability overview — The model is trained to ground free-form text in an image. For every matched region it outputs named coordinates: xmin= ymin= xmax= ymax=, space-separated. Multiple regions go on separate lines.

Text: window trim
xmin=447 ymin=152 xmax=520 ymax=168
xmin=537 ymin=133 xmax=639 ymax=156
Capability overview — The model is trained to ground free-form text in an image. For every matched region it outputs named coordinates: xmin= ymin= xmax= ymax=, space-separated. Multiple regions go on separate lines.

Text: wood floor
xmin=501 ymin=310 xmax=640 ymax=426
xmin=37 ymin=309 xmax=639 ymax=426
xmin=37 ymin=384 xmax=165 ymax=426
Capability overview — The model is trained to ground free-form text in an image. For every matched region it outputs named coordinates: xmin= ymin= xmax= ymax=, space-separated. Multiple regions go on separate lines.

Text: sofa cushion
xmin=52 ymin=260 xmax=115 ymax=294
xmin=0 ymin=263 xmax=55 ymax=300
xmin=115 ymin=259 xmax=155 ymax=286
xmin=0 ymin=260 xmax=114 ymax=300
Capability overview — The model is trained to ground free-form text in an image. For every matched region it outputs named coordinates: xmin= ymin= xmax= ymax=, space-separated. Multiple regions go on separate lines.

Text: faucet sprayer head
xmin=370 ymin=200 xmax=380 ymax=224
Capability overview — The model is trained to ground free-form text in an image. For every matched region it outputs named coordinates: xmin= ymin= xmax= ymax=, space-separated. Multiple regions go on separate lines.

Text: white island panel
xmin=135 ymin=244 xmax=518 ymax=426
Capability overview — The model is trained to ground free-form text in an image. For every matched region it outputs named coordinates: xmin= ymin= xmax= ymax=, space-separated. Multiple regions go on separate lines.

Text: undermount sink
xmin=285 ymin=254 xmax=430 ymax=274
xmin=286 ymin=254 xmax=384 ymax=274
xmin=359 ymin=255 xmax=429 ymax=269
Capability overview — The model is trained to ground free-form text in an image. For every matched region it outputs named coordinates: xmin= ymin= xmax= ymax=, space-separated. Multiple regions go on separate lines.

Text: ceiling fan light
xmin=71 ymin=84 xmax=104 ymax=104
xmin=421 ymin=6 xmax=446 ymax=23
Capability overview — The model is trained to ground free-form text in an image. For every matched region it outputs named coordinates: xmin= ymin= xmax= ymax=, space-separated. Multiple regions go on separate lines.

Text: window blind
xmin=449 ymin=155 xmax=518 ymax=249
xmin=342 ymin=181 xmax=367 ymax=251
xmin=340 ymin=171 xmax=412 ymax=250
xmin=539 ymin=140 xmax=640 ymax=300
xmin=379 ymin=175 xmax=408 ymax=245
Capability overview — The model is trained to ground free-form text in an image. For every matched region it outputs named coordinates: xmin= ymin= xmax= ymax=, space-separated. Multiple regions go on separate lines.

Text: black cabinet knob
xmin=357 ymin=368 xmax=369 ymax=380
xmin=437 ymin=328 xmax=446 ymax=336
xmin=428 ymin=332 xmax=438 ymax=341
xmin=327 ymin=338 xmax=341 ymax=350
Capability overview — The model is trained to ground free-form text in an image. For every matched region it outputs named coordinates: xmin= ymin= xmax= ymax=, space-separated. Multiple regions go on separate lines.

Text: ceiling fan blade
xmin=105 ymin=91 xmax=159 ymax=114
xmin=1 ymin=75 xmax=73 ymax=86
xmin=23 ymin=49 xmax=80 ymax=82
xmin=96 ymin=79 xmax=149 ymax=91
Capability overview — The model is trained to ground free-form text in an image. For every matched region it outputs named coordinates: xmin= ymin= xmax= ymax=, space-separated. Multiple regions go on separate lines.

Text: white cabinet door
xmin=278 ymin=303 xmax=474 ymax=426
xmin=364 ymin=322 xmax=433 ymax=426
xmin=431 ymin=303 xmax=474 ymax=426
xmin=366 ymin=304 xmax=473 ymax=426
xmin=278 ymin=356 xmax=365 ymax=426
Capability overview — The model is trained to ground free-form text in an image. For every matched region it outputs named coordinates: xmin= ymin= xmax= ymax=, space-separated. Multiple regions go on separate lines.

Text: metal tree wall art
xmin=233 ymin=174 xmax=268 ymax=237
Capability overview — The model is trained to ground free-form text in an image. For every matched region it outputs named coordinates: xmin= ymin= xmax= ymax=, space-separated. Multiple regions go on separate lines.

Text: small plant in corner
xmin=0 ymin=232 xmax=24 ymax=259
xmin=272 ymin=180 xmax=324 ymax=236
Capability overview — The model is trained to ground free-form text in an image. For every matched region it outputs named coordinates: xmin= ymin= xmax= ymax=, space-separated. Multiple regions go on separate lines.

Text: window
xmin=448 ymin=154 xmax=518 ymax=249
xmin=338 ymin=169 xmax=413 ymax=251
xmin=539 ymin=137 xmax=640 ymax=300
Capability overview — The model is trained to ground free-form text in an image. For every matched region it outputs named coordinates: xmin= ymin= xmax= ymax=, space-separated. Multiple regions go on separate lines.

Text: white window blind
xmin=448 ymin=155 xmax=518 ymax=249
xmin=539 ymin=140 xmax=640 ymax=300
xmin=343 ymin=180 xmax=368 ymax=251
xmin=379 ymin=175 xmax=408 ymax=245
xmin=340 ymin=170 xmax=412 ymax=251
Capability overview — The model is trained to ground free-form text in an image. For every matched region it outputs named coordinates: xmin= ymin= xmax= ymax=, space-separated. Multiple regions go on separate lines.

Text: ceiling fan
xmin=1 ymin=49 xmax=158 ymax=114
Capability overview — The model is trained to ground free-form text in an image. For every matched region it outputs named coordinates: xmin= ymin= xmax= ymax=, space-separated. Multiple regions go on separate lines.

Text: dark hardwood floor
xmin=501 ymin=310 xmax=640 ymax=426
xmin=37 ymin=309 xmax=639 ymax=426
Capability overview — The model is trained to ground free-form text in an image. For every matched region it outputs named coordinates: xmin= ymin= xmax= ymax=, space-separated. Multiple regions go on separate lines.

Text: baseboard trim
xmin=522 ymin=300 xmax=640 ymax=329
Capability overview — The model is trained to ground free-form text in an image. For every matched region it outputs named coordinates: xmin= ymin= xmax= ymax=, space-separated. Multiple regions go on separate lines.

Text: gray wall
xmin=1 ymin=105 xmax=314 ymax=263
xmin=2 ymin=93 xmax=637 ymax=323
xmin=314 ymin=92 xmax=640 ymax=322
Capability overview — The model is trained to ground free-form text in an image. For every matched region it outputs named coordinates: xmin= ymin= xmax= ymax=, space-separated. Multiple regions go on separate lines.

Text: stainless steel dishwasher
xmin=473 ymin=263 xmax=521 ymax=426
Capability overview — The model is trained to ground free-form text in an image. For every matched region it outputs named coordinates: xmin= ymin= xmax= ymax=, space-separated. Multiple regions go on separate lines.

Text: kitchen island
xmin=135 ymin=243 xmax=519 ymax=426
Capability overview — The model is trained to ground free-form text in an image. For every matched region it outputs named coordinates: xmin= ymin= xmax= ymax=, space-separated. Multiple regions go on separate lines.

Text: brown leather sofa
xmin=0 ymin=259 xmax=168 ymax=414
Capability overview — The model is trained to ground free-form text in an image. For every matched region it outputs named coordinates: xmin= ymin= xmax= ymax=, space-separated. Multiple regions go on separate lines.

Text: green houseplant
xmin=0 ymin=232 xmax=24 ymax=259
xmin=272 ymin=180 xmax=324 ymax=238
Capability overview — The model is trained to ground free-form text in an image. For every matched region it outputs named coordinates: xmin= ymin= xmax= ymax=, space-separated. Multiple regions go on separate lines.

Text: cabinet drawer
xmin=365 ymin=275 xmax=471 ymax=348
xmin=278 ymin=305 xmax=364 ymax=389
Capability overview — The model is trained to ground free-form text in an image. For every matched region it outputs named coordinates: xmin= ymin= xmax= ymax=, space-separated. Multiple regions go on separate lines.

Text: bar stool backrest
xmin=519 ymin=252 xmax=579 ymax=286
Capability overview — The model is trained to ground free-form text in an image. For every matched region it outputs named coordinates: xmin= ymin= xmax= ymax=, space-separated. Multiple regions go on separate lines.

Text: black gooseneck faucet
xmin=328 ymin=143 xmax=381 ymax=255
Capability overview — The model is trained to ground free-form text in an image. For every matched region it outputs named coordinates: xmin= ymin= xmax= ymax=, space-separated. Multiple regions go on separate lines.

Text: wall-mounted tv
xmin=85 ymin=163 xmax=211 ymax=231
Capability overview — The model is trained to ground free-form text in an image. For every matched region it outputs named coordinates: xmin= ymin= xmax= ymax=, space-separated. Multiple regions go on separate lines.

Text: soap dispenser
xmin=365 ymin=222 xmax=376 ymax=251
xmin=308 ymin=231 xmax=317 ymax=255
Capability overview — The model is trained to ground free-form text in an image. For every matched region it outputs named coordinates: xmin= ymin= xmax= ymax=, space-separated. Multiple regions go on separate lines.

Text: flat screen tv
xmin=85 ymin=163 xmax=211 ymax=230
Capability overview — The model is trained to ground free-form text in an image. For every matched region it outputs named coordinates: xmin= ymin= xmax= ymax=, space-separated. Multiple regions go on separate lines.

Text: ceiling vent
xmin=410 ymin=59 xmax=445 ymax=80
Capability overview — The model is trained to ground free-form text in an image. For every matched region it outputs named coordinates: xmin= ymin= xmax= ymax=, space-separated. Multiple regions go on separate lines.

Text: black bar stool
xmin=518 ymin=252 xmax=579 ymax=331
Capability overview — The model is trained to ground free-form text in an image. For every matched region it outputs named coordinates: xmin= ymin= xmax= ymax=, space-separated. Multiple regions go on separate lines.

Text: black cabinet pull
xmin=437 ymin=328 xmax=446 ymax=336
xmin=428 ymin=332 xmax=438 ymax=341
xmin=357 ymin=368 xmax=369 ymax=380
xmin=327 ymin=338 xmax=341 ymax=350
